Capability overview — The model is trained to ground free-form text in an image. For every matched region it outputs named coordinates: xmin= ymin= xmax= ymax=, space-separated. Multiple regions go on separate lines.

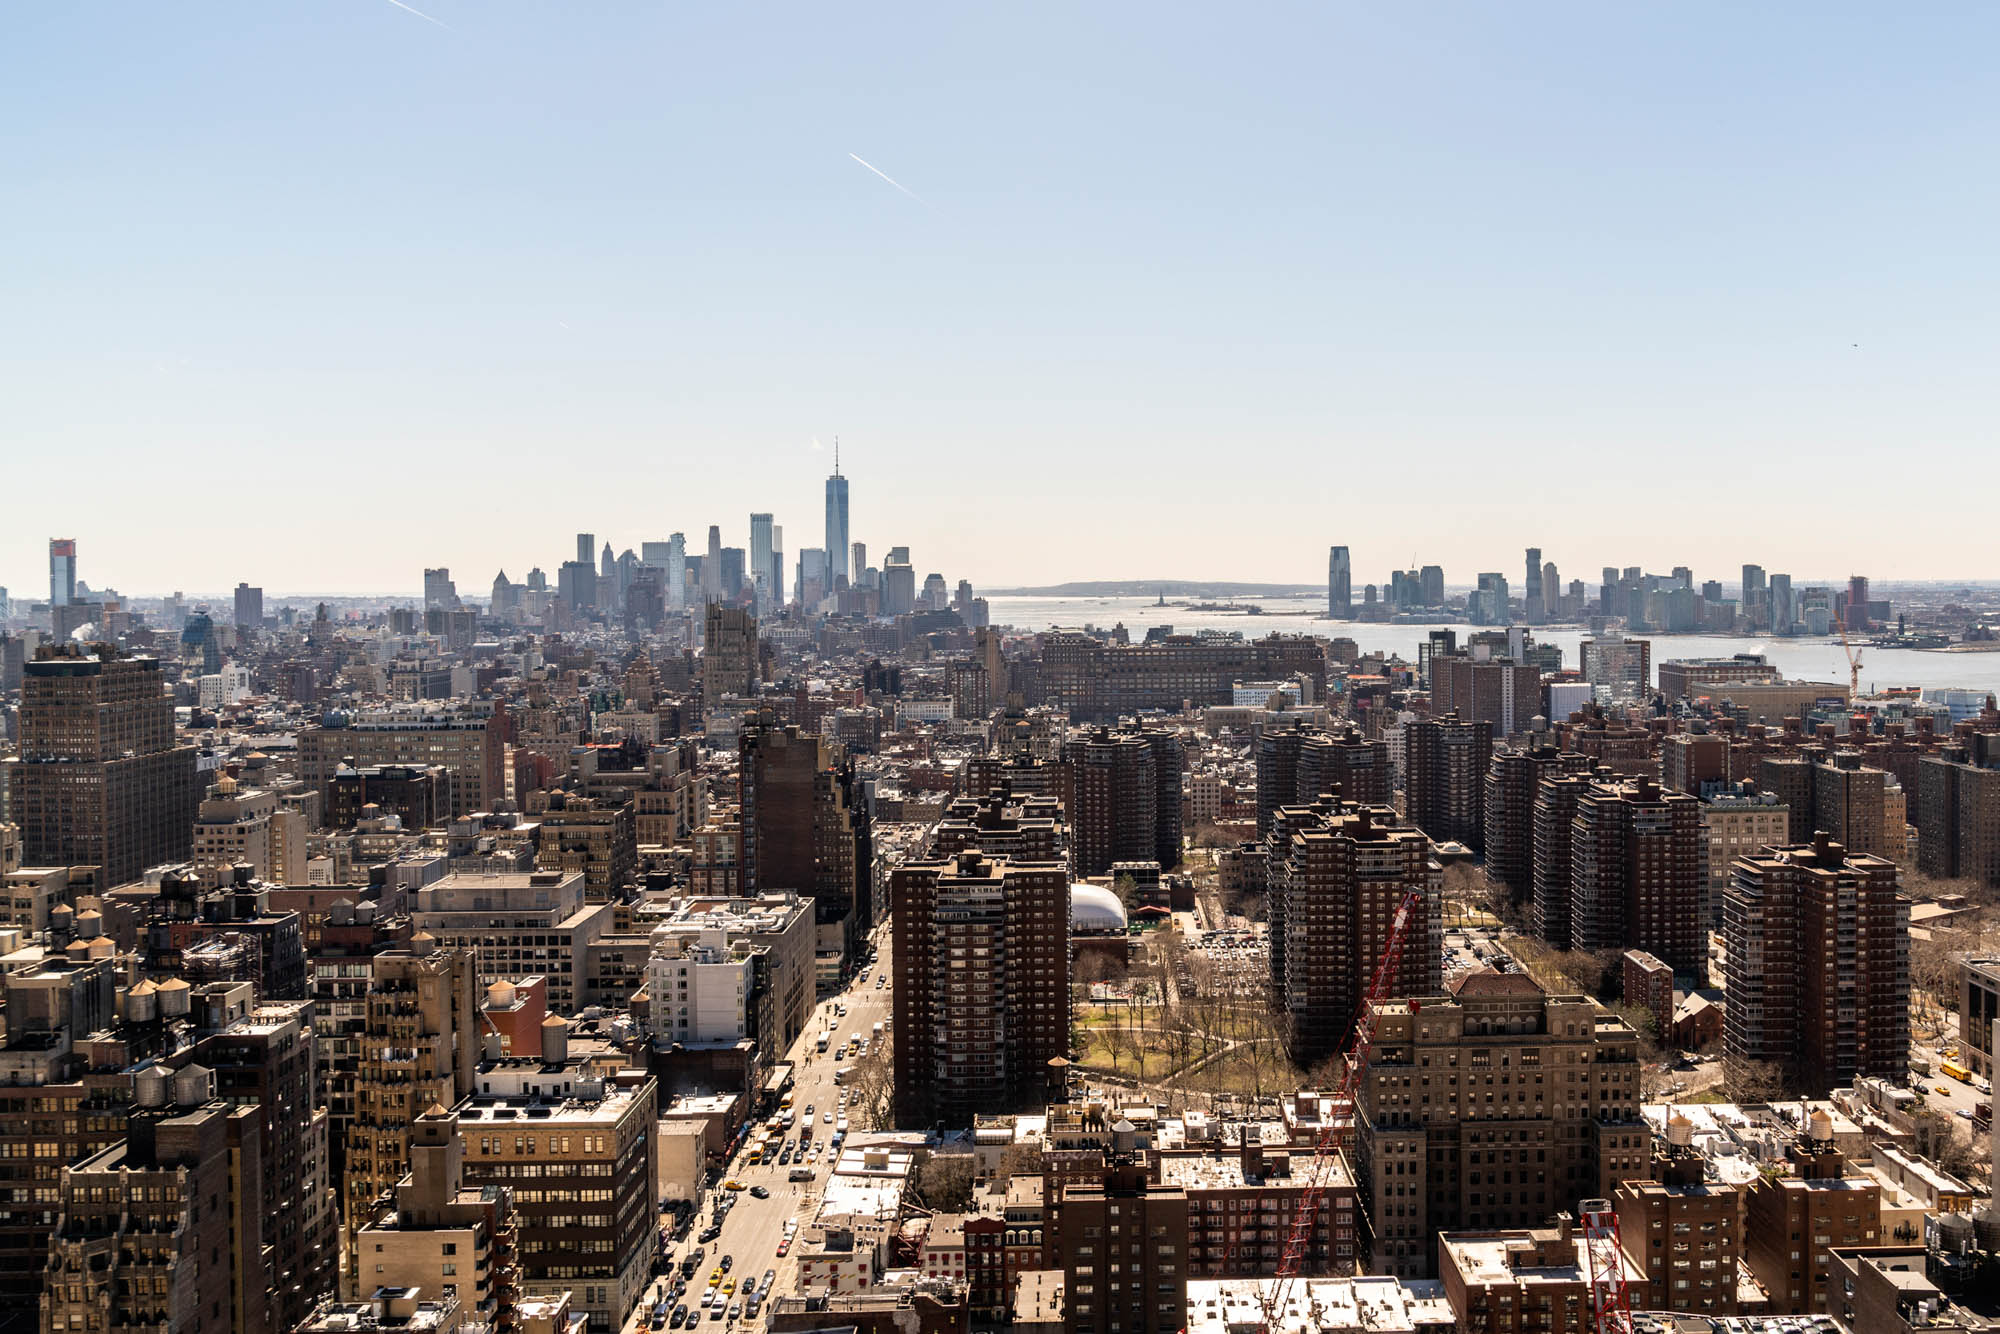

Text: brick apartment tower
xmin=892 ymin=850 xmax=1070 ymax=1128
xmin=1723 ymin=835 xmax=1909 ymax=1090
xmin=1568 ymin=777 xmax=1706 ymax=975
xmin=1404 ymin=712 xmax=1492 ymax=852
xmin=1266 ymin=798 xmax=1441 ymax=1068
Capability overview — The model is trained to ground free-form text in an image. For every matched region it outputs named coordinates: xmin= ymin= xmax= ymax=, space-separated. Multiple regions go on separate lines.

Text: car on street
xmin=670 ymin=1307 xmax=689 ymax=1328
xmin=727 ymin=1303 xmax=741 ymax=1322
xmin=750 ymin=1185 xmax=769 ymax=1199
xmin=719 ymin=1255 xmax=732 ymax=1272
xmin=723 ymin=1179 xmax=745 ymax=1191
xmin=823 ymin=1112 xmax=833 ymax=1123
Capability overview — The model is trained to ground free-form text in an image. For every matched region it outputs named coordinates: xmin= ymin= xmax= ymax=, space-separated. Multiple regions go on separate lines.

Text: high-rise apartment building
xmin=891 ymin=849 xmax=1069 ymax=1127
xmin=1758 ymin=749 xmax=1903 ymax=859
xmin=825 ymin=456 xmax=850 ymax=587
xmin=1327 ymin=545 xmax=1352 ymax=618
xmin=1723 ymin=835 xmax=1909 ymax=1090
xmin=1266 ymin=798 xmax=1441 ymax=1066
xmin=1403 ymin=712 xmax=1491 ymax=852
xmin=232 ymin=580 xmax=263 ymax=627
xmin=5 ymin=646 xmax=200 ymax=885
xmin=1259 ymin=724 xmax=1393 ymax=832
xmin=739 ymin=723 xmax=872 ymax=968
xmin=192 ymin=997 xmax=340 ymax=1329
xmin=748 ymin=511 xmax=774 ymax=611
xmin=1483 ymin=747 xmax=1590 ymax=903
xmin=1061 ymin=725 xmax=1182 ymax=876
xmin=1355 ymin=973 xmax=1649 ymax=1277
xmin=1916 ymin=730 xmax=2000 ymax=888
xmin=1429 ymin=654 xmax=1542 ymax=738
xmin=1568 ymin=777 xmax=1706 ymax=975
xmin=343 ymin=940 xmax=480 ymax=1255
xmin=47 ymin=538 xmax=76 ymax=608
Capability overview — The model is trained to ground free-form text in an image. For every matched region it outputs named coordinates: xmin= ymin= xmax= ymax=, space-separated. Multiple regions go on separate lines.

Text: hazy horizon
xmin=9 ymin=3 xmax=1999 ymax=596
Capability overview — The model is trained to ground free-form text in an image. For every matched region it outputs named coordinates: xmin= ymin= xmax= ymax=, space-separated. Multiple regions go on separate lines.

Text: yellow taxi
xmin=707 ymin=1269 xmax=723 ymax=1288
xmin=723 ymin=1179 xmax=746 ymax=1191
xmin=721 ymin=1278 xmax=736 ymax=1295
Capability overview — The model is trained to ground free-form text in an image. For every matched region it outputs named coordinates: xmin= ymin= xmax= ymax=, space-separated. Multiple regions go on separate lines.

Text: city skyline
xmin=9 ymin=5 xmax=2000 ymax=592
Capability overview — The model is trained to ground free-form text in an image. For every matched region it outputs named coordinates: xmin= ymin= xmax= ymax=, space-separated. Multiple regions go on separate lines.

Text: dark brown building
xmin=1258 ymin=725 xmax=1391 ymax=834
xmin=1612 ymin=1116 xmax=1741 ymax=1314
xmin=326 ymin=762 xmax=447 ymax=830
xmin=1484 ymin=747 xmax=1589 ymax=903
xmin=4 ymin=647 xmax=199 ymax=886
xmin=1569 ymin=777 xmax=1706 ymax=975
xmin=1917 ymin=729 xmax=2000 ymax=889
xmin=1744 ymin=1129 xmax=1881 ymax=1314
xmin=1723 ymin=835 xmax=1909 ymax=1090
xmin=1529 ymin=770 xmax=1597 ymax=947
xmin=1063 ymin=726 xmax=1183 ymax=877
xmin=1438 ymin=1216 xmax=1597 ymax=1334
xmin=191 ymin=998 xmax=340 ymax=1330
xmin=740 ymin=722 xmax=872 ymax=968
xmin=1159 ymin=1138 xmax=1360 ymax=1276
xmin=1404 ymin=712 xmax=1491 ymax=852
xmin=892 ymin=851 xmax=1069 ymax=1128
xmin=1057 ymin=1157 xmax=1188 ymax=1334
xmin=928 ymin=789 xmax=1068 ymax=863
xmin=1429 ymin=656 xmax=1542 ymax=738
xmin=1266 ymin=797 xmax=1440 ymax=1067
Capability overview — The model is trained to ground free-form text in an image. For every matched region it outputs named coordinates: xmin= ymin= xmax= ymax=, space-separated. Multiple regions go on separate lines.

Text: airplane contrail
xmin=849 ymin=153 xmax=925 ymax=205
xmin=384 ymin=0 xmax=451 ymax=28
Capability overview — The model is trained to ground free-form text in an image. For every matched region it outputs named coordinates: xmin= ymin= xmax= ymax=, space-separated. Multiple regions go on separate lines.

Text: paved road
xmin=630 ymin=920 xmax=897 ymax=1333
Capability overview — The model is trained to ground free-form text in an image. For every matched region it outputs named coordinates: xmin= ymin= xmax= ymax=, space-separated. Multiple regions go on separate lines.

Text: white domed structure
xmin=1070 ymin=883 xmax=1128 ymax=935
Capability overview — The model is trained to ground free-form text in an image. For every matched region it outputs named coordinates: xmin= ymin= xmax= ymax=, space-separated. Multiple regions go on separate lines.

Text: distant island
xmin=986 ymin=581 xmax=1323 ymax=598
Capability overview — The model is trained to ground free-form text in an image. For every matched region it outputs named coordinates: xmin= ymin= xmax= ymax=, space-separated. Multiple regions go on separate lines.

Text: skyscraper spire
xmin=833 ymin=435 xmax=840 ymax=476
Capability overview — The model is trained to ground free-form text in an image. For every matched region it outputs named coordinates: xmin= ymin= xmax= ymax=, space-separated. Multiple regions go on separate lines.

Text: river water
xmin=987 ymin=595 xmax=2000 ymax=697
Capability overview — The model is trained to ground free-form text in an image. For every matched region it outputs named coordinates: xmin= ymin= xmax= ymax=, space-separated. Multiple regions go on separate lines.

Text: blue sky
xmin=5 ymin=3 xmax=1997 ymax=597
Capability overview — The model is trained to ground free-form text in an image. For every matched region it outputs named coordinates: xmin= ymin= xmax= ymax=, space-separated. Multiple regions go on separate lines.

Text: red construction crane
xmin=1256 ymin=887 xmax=1425 ymax=1334
xmin=1580 ymin=1198 xmax=1634 ymax=1334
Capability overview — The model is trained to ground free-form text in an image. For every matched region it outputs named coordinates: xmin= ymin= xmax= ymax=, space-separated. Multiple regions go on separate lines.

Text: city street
xmin=629 ymin=919 xmax=897 ymax=1332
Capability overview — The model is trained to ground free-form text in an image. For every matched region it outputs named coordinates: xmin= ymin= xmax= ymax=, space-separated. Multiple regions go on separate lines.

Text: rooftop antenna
xmin=834 ymin=436 xmax=841 ymax=476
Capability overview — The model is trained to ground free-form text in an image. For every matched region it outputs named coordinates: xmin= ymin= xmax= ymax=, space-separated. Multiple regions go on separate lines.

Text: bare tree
xmin=846 ymin=1027 xmax=896 ymax=1129
xmin=911 ymin=1151 xmax=978 ymax=1212
xmin=1719 ymin=1053 xmax=1789 ymax=1103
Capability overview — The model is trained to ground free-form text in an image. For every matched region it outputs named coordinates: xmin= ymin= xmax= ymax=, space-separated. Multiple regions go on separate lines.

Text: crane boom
xmin=1835 ymin=618 xmax=1864 ymax=696
xmin=1257 ymin=887 xmax=1425 ymax=1333
xmin=1580 ymin=1198 xmax=1634 ymax=1334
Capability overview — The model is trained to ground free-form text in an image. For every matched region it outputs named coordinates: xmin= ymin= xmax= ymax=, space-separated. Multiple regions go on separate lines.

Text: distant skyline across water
xmin=986 ymin=595 xmax=2000 ymax=697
